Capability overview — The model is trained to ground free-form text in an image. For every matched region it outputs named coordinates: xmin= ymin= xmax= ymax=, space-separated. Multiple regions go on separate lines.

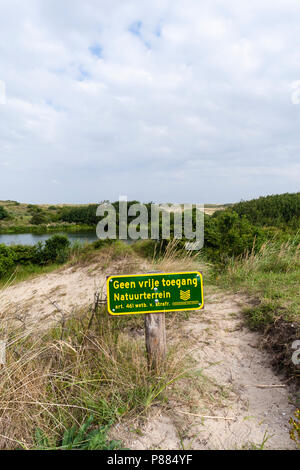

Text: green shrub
xmin=0 ymin=236 xmax=72 ymax=276
xmin=28 ymin=205 xmax=42 ymax=214
xmin=60 ymin=204 xmax=99 ymax=225
xmin=0 ymin=244 xmax=15 ymax=278
xmin=42 ymin=235 xmax=71 ymax=264
xmin=0 ymin=206 xmax=9 ymax=220
xmin=204 ymin=211 xmax=264 ymax=263
xmin=34 ymin=416 xmax=124 ymax=450
xmin=243 ymin=303 xmax=277 ymax=330
xmin=230 ymin=192 xmax=300 ymax=229
xmin=10 ymin=245 xmax=37 ymax=265
xmin=30 ymin=213 xmax=48 ymax=225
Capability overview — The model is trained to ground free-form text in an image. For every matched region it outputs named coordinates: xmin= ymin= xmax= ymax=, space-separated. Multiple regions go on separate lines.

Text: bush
xmin=204 ymin=211 xmax=264 ymax=263
xmin=60 ymin=205 xmax=99 ymax=225
xmin=0 ymin=244 xmax=15 ymax=278
xmin=0 ymin=206 xmax=9 ymax=220
xmin=10 ymin=245 xmax=37 ymax=265
xmin=230 ymin=192 xmax=300 ymax=229
xmin=30 ymin=213 xmax=48 ymax=225
xmin=42 ymin=235 xmax=71 ymax=264
xmin=0 ymin=236 xmax=72 ymax=277
xmin=28 ymin=205 xmax=43 ymax=215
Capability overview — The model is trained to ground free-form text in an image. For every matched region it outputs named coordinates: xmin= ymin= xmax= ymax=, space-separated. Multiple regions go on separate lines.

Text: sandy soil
xmin=113 ymin=292 xmax=297 ymax=450
xmin=0 ymin=262 xmax=108 ymax=329
xmin=0 ymin=254 xmax=150 ymax=330
xmin=0 ymin=265 xmax=297 ymax=449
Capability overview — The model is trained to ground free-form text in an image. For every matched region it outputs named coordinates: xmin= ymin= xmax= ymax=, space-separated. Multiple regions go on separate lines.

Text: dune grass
xmin=216 ymin=238 xmax=300 ymax=328
xmin=0 ymin=263 xmax=62 ymax=289
xmin=0 ymin=301 xmax=197 ymax=449
xmin=0 ymin=243 xmax=209 ymax=450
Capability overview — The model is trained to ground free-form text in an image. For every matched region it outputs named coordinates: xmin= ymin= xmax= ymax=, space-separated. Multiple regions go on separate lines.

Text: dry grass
xmin=0 ymin=304 xmax=194 ymax=449
xmin=152 ymin=239 xmax=206 ymax=274
xmin=0 ymin=241 xmax=210 ymax=449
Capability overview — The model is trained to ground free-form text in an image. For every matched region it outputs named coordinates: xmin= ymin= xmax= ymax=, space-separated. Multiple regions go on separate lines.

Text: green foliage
xmin=60 ymin=204 xmax=99 ymax=225
xmin=59 ymin=201 xmax=152 ymax=228
xmin=27 ymin=205 xmax=59 ymax=225
xmin=243 ymin=303 xmax=277 ymax=330
xmin=37 ymin=235 xmax=71 ymax=264
xmin=30 ymin=213 xmax=48 ymax=225
xmin=0 ymin=206 xmax=9 ymax=220
xmin=202 ymin=193 xmax=300 ymax=266
xmin=204 ymin=211 xmax=263 ymax=263
xmin=28 ymin=205 xmax=42 ymax=214
xmin=216 ymin=238 xmax=300 ymax=325
xmin=0 ymin=244 xmax=15 ymax=278
xmin=0 ymin=235 xmax=72 ymax=279
xmin=230 ymin=192 xmax=300 ymax=229
xmin=0 ymin=263 xmax=61 ymax=287
xmin=34 ymin=416 xmax=124 ymax=450
xmin=10 ymin=245 xmax=37 ymax=265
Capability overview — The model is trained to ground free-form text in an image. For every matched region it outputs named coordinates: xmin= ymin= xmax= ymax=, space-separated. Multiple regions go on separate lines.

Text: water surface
xmin=0 ymin=231 xmax=98 ymax=246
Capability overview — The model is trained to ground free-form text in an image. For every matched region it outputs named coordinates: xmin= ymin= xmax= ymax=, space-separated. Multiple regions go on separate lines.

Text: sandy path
xmin=116 ymin=292 xmax=297 ymax=450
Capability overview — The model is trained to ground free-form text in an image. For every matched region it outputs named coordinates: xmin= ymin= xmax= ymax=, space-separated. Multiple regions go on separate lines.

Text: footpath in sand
xmin=0 ymin=263 xmax=297 ymax=449
xmin=115 ymin=292 xmax=297 ymax=450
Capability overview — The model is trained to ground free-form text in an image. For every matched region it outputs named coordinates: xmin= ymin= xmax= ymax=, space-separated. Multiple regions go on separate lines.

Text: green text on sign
xmin=107 ymin=271 xmax=204 ymax=315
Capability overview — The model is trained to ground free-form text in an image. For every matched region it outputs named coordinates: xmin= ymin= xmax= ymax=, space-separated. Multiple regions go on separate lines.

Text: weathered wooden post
xmin=145 ymin=313 xmax=166 ymax=371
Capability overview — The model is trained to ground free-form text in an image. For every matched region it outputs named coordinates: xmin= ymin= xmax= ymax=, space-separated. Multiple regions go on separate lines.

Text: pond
xmin=0 ymin=231 xmax=98 ymax=246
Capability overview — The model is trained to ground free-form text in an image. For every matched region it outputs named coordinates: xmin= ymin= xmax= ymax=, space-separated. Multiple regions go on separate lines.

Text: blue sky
xmin=0 ymin=0 xmax=300 ymax=204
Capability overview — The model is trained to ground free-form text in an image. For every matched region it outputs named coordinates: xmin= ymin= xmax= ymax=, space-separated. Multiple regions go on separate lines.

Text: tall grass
xmin=217 ymin=238 xmax=300 ymax=326
xmin=152 ymin=238 xmax=205 ymax=274
xmin=0 ymin=263 xmax=62 ymax=288
xmin=0 ymin=294 xmax=194 ymax=449
xmin=0 ymin=240 xmax=212 ymax=449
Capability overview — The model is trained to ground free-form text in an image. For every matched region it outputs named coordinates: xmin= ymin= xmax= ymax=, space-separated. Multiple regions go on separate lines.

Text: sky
xmin=0 ymin=0 xmax=300 ymax=204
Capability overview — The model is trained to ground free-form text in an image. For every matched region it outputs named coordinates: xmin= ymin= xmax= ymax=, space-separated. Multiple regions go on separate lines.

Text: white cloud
xmin=0 ymin=0 xmax=299 ymax=203
xmin=0 ymin=80 xmax=6 ymax=105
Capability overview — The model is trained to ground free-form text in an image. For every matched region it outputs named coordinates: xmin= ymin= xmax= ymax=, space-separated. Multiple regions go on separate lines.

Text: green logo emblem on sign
xmin=107 ymin=271 xmax=204 ymax=315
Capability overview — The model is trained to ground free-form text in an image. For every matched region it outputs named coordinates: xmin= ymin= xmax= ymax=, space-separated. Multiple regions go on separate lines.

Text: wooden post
xmin=145 ymin=313 xmax=166 ymax=371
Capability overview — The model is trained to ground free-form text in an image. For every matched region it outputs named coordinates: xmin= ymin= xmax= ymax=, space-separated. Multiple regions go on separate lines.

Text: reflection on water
xmin=0 ymin=231 xmax=98 ymax=246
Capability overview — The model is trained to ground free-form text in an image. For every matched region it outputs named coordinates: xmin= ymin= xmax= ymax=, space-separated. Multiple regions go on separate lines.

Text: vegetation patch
xmin=215 ymin=236 xmax=300 ymax=383
xmin=0 ymin=260 xmax=204 ymax=450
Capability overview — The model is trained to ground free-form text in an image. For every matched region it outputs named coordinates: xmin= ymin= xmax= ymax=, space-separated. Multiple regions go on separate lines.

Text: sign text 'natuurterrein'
xmin=107 ymin=271 xmax=204 ymax=315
